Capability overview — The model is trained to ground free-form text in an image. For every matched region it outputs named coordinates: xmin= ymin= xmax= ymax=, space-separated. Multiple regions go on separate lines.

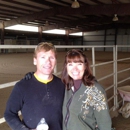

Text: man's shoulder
xmin=53 ymin=75 xmax=65 ymax=87
xmin=13 ymin=78 xmax=36 ymax=93
xmin=15 ymin=76 xmax=34 ymax=87
xmin=53 ymin=75 xmax=62 ymax=82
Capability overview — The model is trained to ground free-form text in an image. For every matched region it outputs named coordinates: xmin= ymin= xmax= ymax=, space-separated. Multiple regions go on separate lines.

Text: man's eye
xmin=68 ymin=64 xmax=72 ymax=66
xmin=50 ymin=57 xmax=54 ymax=59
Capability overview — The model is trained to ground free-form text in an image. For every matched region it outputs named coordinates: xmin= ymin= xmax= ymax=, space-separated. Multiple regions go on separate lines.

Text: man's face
xmin=34 ymin=50 xmax=56 ymax=77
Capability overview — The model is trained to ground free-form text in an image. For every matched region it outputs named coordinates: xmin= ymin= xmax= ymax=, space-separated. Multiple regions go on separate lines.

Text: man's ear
xmin=33 ymin=58 xmax=37 ymax=65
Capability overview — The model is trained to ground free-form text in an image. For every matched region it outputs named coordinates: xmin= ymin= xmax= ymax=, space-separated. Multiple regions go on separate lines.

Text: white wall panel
xmin=84 ymin=36 xmax=104 ymax=41
xmin=106 ymin=35 xmax=115 ymax=40
xmin=84 ymin=30 xmax=105 ymax=35
xmin=83 ymin=29 xmax=130 ymax=52
xmin=106 ymin=29 xmax=115 ymax=35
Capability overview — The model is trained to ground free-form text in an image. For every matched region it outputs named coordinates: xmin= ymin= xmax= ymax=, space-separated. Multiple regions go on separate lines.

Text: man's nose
xmin=46 ymin=58 xmax=51 ymax=63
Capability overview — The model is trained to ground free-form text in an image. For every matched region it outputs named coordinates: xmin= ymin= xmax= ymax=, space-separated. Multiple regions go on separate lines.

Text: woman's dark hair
xmin=61 ymin=49 xmax=95 ymax=90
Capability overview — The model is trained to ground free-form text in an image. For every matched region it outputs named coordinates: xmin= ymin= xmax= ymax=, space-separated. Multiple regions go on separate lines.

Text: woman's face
xmin=67 ymin=62 xmax=86 ymax=80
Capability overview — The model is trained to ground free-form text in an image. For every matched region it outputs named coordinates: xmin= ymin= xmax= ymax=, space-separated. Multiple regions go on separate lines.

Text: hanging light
xmin=112 ymin=14 xmax=118 ymax=21
xmin=45 ymin=21 xmax=49 ymax=26
xmin=71 ymin=0 xmax=80 ymax=8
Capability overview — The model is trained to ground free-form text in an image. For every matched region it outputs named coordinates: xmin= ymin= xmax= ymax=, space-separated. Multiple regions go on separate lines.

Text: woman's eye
xmin=78 ymin=63 xmax=83 ymax=65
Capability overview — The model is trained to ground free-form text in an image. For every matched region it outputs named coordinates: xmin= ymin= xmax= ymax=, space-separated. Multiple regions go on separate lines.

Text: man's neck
xmin=34 ymin=72 xmax=53 ymax=80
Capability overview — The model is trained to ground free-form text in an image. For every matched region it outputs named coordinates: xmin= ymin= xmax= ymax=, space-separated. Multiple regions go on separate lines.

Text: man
xmin=4 ymin=42 xmax=65 ymax=130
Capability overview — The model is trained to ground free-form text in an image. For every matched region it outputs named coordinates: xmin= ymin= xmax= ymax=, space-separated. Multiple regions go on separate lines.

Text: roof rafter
xmin=2 ymin=4 xmax=130 ymax=29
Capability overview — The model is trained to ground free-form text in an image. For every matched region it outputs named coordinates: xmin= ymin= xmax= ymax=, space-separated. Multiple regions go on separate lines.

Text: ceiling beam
xmin=90 ymin=0 xmax=104 ymax=5
xmin=7 ymin=14 xmax=129 ymax=32
xmin=3 ymin=4 xmax=130 ymax=27
xmin=82 ymin=22 xmax=130 ymax=32
xmin=42 ymin=24 xmax=60 ymax=31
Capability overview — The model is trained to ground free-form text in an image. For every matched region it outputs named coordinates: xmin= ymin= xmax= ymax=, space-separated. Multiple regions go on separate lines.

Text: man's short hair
xmin=34 ymin=42 xmax=56 ymax=58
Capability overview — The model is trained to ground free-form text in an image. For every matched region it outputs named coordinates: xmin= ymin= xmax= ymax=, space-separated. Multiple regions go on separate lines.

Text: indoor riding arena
xmin=0 ymin=1 xmax=130 ymax=130
xmin=0 ymin=45 xmax=130 ymax=130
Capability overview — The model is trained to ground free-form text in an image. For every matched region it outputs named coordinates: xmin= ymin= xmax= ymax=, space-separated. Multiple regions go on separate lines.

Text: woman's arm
xmin=94 ymin=82 xmax=112 ymax=130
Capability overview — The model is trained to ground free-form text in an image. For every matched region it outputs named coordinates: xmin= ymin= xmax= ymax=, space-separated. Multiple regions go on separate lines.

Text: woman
xmin=61 ymin=49 xmax=112 ymax=130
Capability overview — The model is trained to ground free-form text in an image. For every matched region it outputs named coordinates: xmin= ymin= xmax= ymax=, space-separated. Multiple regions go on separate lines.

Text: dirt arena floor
xmin=0 ymin=51 xmax=130 ymax=130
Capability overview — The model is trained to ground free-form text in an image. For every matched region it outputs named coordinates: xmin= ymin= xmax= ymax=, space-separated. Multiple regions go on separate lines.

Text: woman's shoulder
xmin=93 ymin=80 xmax=105 ymax=93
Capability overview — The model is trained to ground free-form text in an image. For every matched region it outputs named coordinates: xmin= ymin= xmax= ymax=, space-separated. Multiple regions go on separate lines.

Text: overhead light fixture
xmin=71 ymin=0 xmax=80 ymax=8
xmin=112 ymin=14 xmax=118 ymax=21
xmin=45 ymin=21 xmax=49 ymax=26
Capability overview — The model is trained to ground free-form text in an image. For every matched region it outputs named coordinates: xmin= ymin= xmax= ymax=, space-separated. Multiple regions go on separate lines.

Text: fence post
xmin=113 ymin=45 xmax=118 ymax=109
xmin=92 ymin=47 xmax=96 ymax=76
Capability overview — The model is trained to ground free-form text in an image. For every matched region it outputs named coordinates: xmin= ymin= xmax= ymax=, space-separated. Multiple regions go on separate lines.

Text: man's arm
xmin=4 ymin=83 xmax=29 ymax=130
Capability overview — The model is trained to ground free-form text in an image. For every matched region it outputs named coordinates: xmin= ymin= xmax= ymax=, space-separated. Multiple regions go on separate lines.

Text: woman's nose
xmin=72 ymin=65 xmax=78 ymax=70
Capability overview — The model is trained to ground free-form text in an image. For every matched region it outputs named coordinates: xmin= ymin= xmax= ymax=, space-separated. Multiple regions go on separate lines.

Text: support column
xmin=115 ymin=28 xmax=118 ymax=46
xmin=82 ymin=32 xmax=84 ymax=51
xmin=38 ymin=26 xmax=42 ymax=43
xmin=0 ymin=22 xmax=5 ymax=53
xmin=104 ymin=29 xmax=107 ymax=51
xmin=65 ymin=30 xmax=69 ymax=51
